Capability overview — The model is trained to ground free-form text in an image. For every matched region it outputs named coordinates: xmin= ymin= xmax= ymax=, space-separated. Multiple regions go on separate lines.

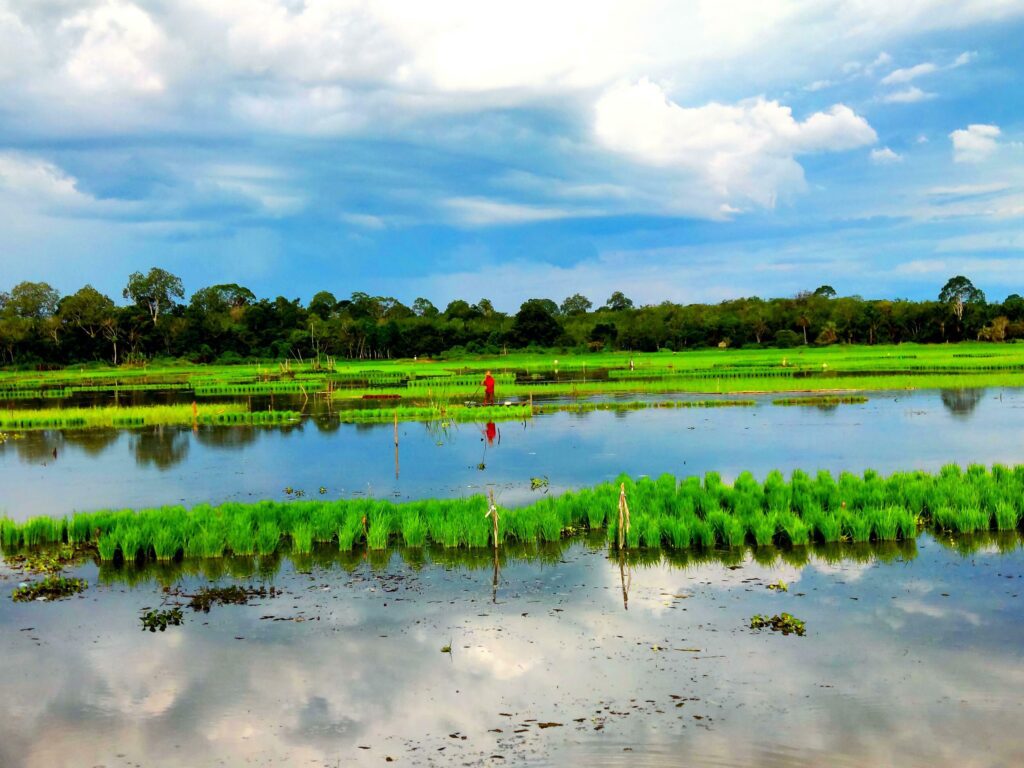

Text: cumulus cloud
xmin=950 ymin=124 xmax=1001 ymax=162
xmin=870 ymin=147 xmax=903 ymax=164
xmin=60 ymin=1 xmax=166 ymax=93
xmin=593 ymin=79 xmax=876 ymax=214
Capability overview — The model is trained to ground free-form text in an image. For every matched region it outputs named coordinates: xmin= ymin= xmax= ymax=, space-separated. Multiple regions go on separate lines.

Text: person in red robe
xmin=482 ymin=371 xmax=496 ymax=405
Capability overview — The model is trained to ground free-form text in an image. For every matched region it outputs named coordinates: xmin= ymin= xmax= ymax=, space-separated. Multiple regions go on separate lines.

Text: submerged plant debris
xmin=177 ymin=584 xmax=280 ymax=613
xmin=5 ymin=543 xmax=95 ymax=574
xmin=12 ymin=576 xmax=88 ymax=602
xmin=750 ymin=612 xmax=806 ymax=636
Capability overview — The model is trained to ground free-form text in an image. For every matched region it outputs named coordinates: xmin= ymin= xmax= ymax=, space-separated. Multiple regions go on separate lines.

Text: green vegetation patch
xmin=12 ymin=575 xmax=88 ymax=602
xmin=0 ymin=404 xmax=300 ymax=430
xmin=5 ymin=464 xmax=1024 ymax=563
xmin=750 ymin=612 xmax=806 ymax=636
xmin=140 ymin=607 xmax=184 ymax=632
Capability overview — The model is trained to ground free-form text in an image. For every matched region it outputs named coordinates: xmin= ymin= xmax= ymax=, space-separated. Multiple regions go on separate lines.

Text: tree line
xmin=0 ymin=269 xmax=1018 ymax=366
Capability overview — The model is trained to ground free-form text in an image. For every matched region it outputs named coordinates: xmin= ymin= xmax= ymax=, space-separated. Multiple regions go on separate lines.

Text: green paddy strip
xmin=4 ymin=464 xmax=1023 ymax=562
xmin=335 ymin=404 xmax=532 ymax=423
xmin=772 ymin=395 xmax=869 ymax=406
xmin=535 ymin=399 xmax=756 ymax=414
xmin=0 ymin=404 xmax=301 ymax=430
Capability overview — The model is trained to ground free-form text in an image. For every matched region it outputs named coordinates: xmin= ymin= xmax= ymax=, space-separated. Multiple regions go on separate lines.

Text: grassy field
xmin=3 ymin=464 xmax=1022 ymax=561
xmin=3 ymin=344 xmax=1024 ymax=428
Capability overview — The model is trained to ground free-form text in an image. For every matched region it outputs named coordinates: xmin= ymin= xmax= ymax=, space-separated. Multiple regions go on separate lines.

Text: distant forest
xmin=0 ymin=268 xmax=1019 ymax=365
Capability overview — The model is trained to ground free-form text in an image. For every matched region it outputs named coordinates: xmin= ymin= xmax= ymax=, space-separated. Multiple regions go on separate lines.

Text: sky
xmin=1 ymin=1 xmax=1023 ymax=312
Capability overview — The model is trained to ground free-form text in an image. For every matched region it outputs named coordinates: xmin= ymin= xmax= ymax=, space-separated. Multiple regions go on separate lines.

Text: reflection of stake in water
xmin=619 ymin=555 xmax=631 ymax=611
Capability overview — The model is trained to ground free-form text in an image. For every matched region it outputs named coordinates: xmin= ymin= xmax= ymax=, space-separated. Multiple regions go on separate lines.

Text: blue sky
xmin=1 ymin=1 xmax=1023 ymax=311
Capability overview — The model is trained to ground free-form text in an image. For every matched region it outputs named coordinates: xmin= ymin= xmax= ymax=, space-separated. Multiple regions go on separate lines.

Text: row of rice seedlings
xmin=0 ymin=404 xmax=300 ymax=430
xmin=772 ymin=395 xmax=869 ymax=406
xmin=335 ymin=405 xmax=531 ymax=423
xmin=5 ymin=465 xmax=1024 ymax=561
xmin=193 ymin=380 xmax=326 ymax=396
xmin=406 ymin=373 xmax=516 ymax=389
xmin=331 ymin=370 xmax=408 ymax=385
xmin=536 ymin=399 xmax=756 ymax=415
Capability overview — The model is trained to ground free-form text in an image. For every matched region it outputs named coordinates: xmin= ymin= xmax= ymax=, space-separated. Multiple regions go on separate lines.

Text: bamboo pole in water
xmin=617 ymin=483 xmax=631 ymax=550
xmin=487 ymin=490 xmax=499 ymax=549
xmin=394 ymin=409 xmax=400 ymax=479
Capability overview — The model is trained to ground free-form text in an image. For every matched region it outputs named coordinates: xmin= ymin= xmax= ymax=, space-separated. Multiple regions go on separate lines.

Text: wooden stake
xmin=617 ymin=483 xmax=631 ymax=550
xmin=486 ymin=490 xmax=499 ymax=549
xmin=394 ymin=409 xmax=400 ymax=479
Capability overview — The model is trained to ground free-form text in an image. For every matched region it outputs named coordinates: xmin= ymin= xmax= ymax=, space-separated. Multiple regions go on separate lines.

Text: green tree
xmin=604 ymin=291 xmax=634 ymax=311
xmin=560 ymin=293 xmax=593 ymax=316
xmin=813 ymin=285 xmax=837 ymax=298
xmin=123 ymin=268 xmax=184 ymax=325
xmin=939 ymin=275 xmax=985 ymax=323
xmin=58 ymin=285 xmax=115 ymax=339
xmin=509 ymin=299 xmax=562 ymax=346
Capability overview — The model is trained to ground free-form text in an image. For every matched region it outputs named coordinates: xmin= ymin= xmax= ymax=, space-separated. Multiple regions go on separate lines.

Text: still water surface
xmin=1 ymin=537 xmax=1022 ymax=767
xmin=0 ymin=387 xmax=1020 ymax=519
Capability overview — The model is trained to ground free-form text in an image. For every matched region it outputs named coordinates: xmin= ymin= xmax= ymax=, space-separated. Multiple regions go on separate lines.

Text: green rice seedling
xmin=401 ymin=509 xmax=427 ymax=547
xmin=808 ymin=509 xmax=842 ymax=543
xmin=185 ymin=525 xmax=225 ymax=559
xmin=290 ymin=523 xmax=313 ymax=554
xmin=96 ymin=534 xmax=119 ymax=561
xmin=994 ymin=502 xmax=1022 ymax=531
xmin=152 ymin=527 xmax=182 ymax=561
xmin=116 ymin=524 xmax=145 ymax=563
xmin=256 ymin=521 xmax=281 ymax=555
xmin=750 ymin=513 xmax=778 ymax=547
xmin=844 ymin=510 xmax=874 ymax=543
xmin=871 ymin=507 xmax=901 ymax=541
xmin=778 ymin=512 xmax=810 ymax=547
xmin=0 ymin=517 xmax=18 ymax=550
xmin=227 ymin=517 xmax=256 ymax=556
xmin=337 ymin=515 xmax=362 ymax=550
xmin=633 ymin=514 xmax=661 ymax=548
xmin=661 ymin=515 xmax=693 ymax=549
xmin=367 ymin=507 xmax=393 ymax=550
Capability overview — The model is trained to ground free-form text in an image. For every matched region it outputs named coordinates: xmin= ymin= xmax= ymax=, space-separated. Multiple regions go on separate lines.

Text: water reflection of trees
xmin=1 ymin=429 xmax=119 ymax=463
xmin=939 ymin=388 xmax=986 ymax=419
xmin=132 ymin=427 xmax=190 ymax=469
xmin=193 ymin=426 xmax=259 ymax=449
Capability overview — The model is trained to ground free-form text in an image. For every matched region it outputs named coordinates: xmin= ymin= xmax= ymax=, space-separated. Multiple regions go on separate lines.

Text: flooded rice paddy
xmin=3 ymin=385 xmax=1024 ymax=766
xmin=0 ymin=387 xmax=1020 ymax=520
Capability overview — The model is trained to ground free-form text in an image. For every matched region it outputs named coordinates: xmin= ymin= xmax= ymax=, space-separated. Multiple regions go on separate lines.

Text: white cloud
xmin=926 ymin=182 xmax=1011 ymax=197
xmin=953 ymin=50 xmax=977 ymax=67
xmin=593 ymin=79 xmax=875 ymax=214
xmin=881 ymin=50 xmax=975 ymax=85
xmin=199 ymin=163 xmax=305 ymax=216
xmin=881 ymin=62 xmax=938 ymax=85
xmin=60 ymin=1 xmax=166 ymax=93
xmin=0 ymin=153 xmax=116 ymax=215
xmin=870 ymin=147 xmax=903 ymax=164
xmin=950 ymin=124 xmax=1001 ymax=162
xmin=444 ymin=197 xmax=579 ymax=226
xmin=804 ymin=79 xmax=833 ymax=91
xmin=880 ymin=86 xmax=936 ymax=103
